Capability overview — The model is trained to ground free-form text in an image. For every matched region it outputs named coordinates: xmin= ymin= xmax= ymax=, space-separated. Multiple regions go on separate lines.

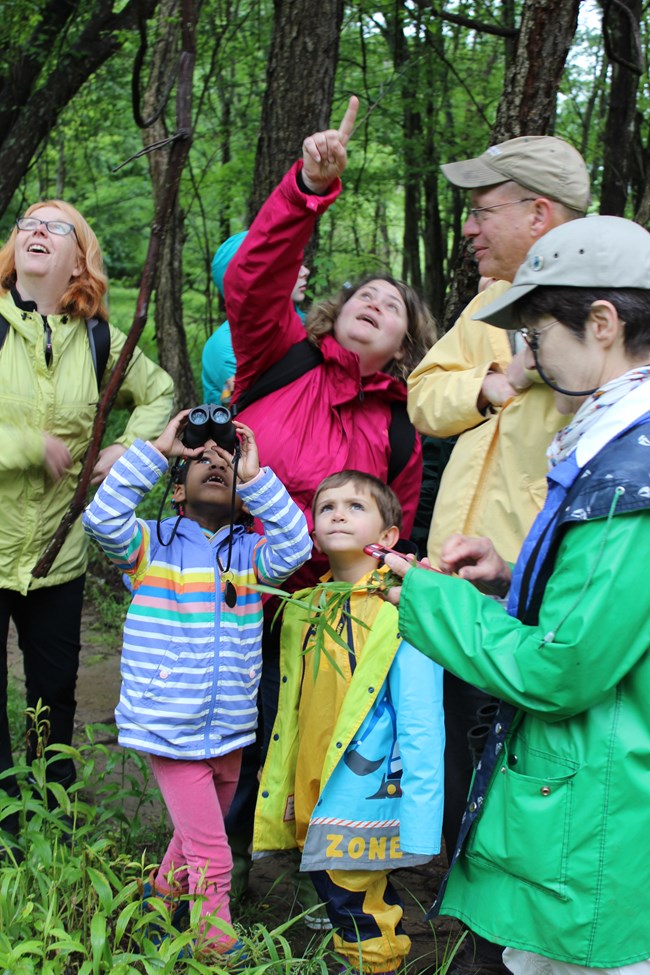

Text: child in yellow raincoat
xmin=254 ymin=471 xmax=445 ymax=975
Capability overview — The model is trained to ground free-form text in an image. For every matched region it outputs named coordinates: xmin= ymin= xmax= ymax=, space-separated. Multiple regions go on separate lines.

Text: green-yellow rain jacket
xmin=0 ymin=291 xmax=173 ymax=594
xmin=254 ymin=586 xmax=444 ymax=871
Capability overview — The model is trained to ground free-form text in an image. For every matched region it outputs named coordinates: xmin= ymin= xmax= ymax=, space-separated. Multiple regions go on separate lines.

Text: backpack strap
xmin=0 ymin=312 xmax=110 ymax=391
xmin=387 ymin=400 xmax=417 ymax=482
xmin=232 ymin=339 xmax=324 ymax=414
xmin=86 ymin=317 xmax=111 ymax=390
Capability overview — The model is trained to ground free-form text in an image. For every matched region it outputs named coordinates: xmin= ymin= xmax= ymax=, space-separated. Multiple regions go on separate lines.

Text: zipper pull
xmin=43 ymin=318 xmax=53 ymax=366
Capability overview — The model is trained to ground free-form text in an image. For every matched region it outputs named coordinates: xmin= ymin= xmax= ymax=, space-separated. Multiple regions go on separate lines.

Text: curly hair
xmin=0 ymin=200 xmax=108 ymax=320
xmin=305 ymin=274 xmax=437 ymax=381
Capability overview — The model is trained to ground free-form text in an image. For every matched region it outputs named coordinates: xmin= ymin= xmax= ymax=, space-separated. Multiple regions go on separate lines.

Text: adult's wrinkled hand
xmin=439 ymin=533 xmax=511 ymax=597
xmin=43 ymin=433 xmax=73 ymax=481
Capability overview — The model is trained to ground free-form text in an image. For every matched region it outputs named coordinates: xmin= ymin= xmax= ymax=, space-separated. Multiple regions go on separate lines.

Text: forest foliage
xmin=0 ymin=0 xmax=648 ymax=388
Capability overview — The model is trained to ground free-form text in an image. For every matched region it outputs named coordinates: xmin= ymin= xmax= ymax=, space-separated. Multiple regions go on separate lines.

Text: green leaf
xmin=114 ymin=901 xmax=143 ymax=947
xmin=86 ymin=866 xmax=115 ymax=913
xmin=90 ymin=911 xmax=108 ymax=974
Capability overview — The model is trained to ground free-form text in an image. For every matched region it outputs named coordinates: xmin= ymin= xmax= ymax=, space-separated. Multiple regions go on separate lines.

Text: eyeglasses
xmin=16 ymin=216 xmax=76 ymax=237
xmin=519 ymin=320 xmax=558 ymax=353
xmin=467 ymin=198 xmax=536 ymax=224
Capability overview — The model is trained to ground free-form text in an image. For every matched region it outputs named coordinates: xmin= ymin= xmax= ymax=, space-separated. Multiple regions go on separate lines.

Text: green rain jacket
xmin=0 ymin=291 xmax=173 ymax=594
xmin=397 ymin=402 xmax=650 ymax=966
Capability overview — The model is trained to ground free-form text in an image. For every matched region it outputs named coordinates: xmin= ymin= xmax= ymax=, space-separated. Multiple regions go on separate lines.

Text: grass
xmin=1 ymin=574 xmax=464 ymax=974
xmin=0 ymin=705 xmax=345 ymax=975
xmin=106 ymin=281 xmax=207 ymax=399
xmin=0 ymin=700 xmax=464 ymax=974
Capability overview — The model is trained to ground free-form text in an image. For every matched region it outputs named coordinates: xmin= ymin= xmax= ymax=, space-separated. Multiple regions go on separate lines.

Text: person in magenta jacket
xmin=221 ymin=97 xmax=437 ymax=912
xmin=224 ymin=97 xmax=436 ymax=592
xmin=201 ymin=230 xmax=310 ymax=405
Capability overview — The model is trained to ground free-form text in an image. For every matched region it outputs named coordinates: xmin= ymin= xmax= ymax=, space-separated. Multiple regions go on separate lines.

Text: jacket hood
xmin=212 ymin=231 xmax=248 ymax=296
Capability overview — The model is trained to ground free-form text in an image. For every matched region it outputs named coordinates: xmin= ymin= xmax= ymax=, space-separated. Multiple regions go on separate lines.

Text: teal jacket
xmin=398 ymin=385 xmax=650 ymax=966
xmin=202 ymin=229 xmax=305 ymax=404
xmin=254 ymin=594 xmax=444 ymax=872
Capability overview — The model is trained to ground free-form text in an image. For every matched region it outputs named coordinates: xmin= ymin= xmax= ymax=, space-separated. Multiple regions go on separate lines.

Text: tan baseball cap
xmin=442 ymin=136 xmax=590 ymax=213
xmin=474 ymin=216 xmax=650 ymax=329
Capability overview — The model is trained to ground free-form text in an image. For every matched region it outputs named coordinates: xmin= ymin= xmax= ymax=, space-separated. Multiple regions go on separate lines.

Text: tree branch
xmin=32 ymin=0 xmax=196 ymax=579
xmin=132 ymin=0 xmax=179 ymax=129
xmin=422 ymin=1 xmax=518 ymax=38
xmin=0 ymin=0 xmax=160 ymax=217
xmin=0 ymin=0 xmax=79 ymax=143
xmin=602 ymin=0 xmax=643 ymax=75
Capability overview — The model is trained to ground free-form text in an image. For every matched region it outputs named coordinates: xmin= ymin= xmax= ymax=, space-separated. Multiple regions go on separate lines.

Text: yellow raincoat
xmin=408 ymin=281 xmax=565 ymax=563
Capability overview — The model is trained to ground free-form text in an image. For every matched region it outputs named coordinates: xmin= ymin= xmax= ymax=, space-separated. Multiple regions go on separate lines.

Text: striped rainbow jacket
xmin=83 ymin=439 xmax=311 ymax=760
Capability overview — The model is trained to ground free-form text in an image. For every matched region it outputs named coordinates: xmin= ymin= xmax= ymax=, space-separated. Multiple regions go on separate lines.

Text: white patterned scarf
xmin=547 ymin=366 xmax=650 ymax=468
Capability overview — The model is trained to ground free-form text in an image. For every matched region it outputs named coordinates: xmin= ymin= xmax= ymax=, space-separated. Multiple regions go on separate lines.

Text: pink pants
xmin=148 ymin=749 xmax=242 ymax=947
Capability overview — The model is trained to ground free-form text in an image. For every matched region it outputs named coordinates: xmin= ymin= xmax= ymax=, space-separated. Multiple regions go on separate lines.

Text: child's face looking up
xmin=174 ymin=441 xmax=244 ymax=529
xmin=313 ymin=483 xmax=397 ymax=559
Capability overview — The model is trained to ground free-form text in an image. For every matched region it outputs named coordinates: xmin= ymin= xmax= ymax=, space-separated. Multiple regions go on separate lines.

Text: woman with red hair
xmin=0 ymin=200 xmax=173 ymax=845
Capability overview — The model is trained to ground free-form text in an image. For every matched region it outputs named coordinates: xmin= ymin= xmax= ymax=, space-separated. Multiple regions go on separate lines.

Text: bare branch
xmin=131 ymin=3 xmax=179 ymax=129
xmin=417 ymin=1 xmax=518 ymax=38
xmin=602 ymin=0 xmax=644 ymax=75
xmin=32 ymin=0 xmax=196 ymax=579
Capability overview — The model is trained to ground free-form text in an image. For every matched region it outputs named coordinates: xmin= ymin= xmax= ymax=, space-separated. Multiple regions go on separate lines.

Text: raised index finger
xmin=337 ymin=95 xmax=359 ymax=146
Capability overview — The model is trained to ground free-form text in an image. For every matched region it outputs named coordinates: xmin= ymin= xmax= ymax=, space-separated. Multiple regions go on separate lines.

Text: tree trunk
xmin=444 ymin=0 xmax=580 ymax=327
xmin=634 ymin=124 xmax=650 ymax=226
xmin=421 ymin=16 xmax=447 ymax=329
xmin=492 ymin=0 xmax=580 ymax=140
xmin=33 ymin=0 xmax=195 ymax=578
xmin=389 ymin=6 xmax=424 ymax=293
xmin=599 ymin=0 xmax=642 ymax=215
xmin=247 ymin=0 xmax=344 ymax=221
xmin=142 ymin=0 xmax=197 ymax=409
xmin=0 ymin=0 xmax=159 ymax=217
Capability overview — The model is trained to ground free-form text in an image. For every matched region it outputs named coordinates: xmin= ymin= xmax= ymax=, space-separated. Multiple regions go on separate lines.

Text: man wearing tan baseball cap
xmin=441 ymin=135 xmax=590 ymax=213
xmin=407 ymin=134 xmax=590 ymax=975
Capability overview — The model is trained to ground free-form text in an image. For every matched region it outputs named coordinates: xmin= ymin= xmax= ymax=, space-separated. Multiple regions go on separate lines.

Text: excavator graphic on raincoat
xmin=253 ymin=585 xmax=445 ymax=872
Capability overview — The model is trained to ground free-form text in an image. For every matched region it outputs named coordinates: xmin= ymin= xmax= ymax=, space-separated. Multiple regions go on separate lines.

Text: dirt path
xmin=7 ymin=595 xmax=462 ymax=972
xmin=7 ymin=599 xmax=123 ymax=733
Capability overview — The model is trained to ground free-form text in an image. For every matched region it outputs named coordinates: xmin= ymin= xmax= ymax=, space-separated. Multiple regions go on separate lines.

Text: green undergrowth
xmin=2 ymin=685 xmax=463 ymax=975
xmin=0 ymin=707 xmax=345 ymax=975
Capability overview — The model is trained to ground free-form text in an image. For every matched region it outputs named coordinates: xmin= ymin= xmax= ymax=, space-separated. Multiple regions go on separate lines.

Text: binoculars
xmin=467 ymin=700 xmax=500 ymax=768
xmin=182 ymin=404 xmax=238 ymax=453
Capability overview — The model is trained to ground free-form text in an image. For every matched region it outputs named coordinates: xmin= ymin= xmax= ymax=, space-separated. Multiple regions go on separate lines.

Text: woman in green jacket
xmin=0 ymin=200 xmax=173 ymax=840
xmin=383 ymin=216 xmax=650 ymax=975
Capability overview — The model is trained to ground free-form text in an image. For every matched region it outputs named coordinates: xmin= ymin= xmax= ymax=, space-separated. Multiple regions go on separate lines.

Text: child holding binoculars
xmin=82 ymin=409 xmax=311 ymax=963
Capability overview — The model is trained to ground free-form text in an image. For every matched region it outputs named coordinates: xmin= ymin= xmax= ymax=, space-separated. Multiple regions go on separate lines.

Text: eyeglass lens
xmin=17 ymin=217 xmax=75 ymax=236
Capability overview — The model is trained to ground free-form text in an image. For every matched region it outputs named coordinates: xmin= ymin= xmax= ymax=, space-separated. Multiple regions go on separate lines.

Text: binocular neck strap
xmin=216 ymin=444 xmax=241 ymax=608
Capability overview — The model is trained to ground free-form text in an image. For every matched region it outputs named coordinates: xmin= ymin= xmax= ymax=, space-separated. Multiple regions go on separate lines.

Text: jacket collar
xmin=161 ymin=514 xmax=247 ymax=546
xmin=575 ymin=381 xmax=650 ymax=468
xmin=0 ymin=289 xmax=74 ymax=337
xmin=320 ymin=334 xmax=408 ymax=404
xmin=11 ymin=286 xmax=38 ymax=313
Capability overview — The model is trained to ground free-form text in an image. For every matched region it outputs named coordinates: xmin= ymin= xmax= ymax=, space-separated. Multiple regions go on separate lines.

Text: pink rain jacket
xmin=225 ymin=162 xmax=422 ymax=590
